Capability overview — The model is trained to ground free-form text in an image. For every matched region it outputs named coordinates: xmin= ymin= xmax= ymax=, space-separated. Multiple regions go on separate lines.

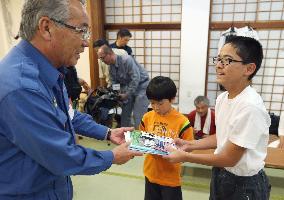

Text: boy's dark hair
xmin=225 ymin=35 xmax=263 ymax=80
xmin=117 ymin=28 xmax=132 ymax=39
xmin=93 ymin=39 xmax=109 ymax=48
xmin=146 ymin=76 xmax=177 ymax=101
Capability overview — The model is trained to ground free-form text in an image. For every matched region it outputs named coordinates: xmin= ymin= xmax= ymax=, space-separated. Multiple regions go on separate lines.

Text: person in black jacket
xmin=64 ymin=66 xmax=90 ymax=107
xmin=64 ymin=66 xmax=82 ymax=102
xmin=110 ymin=28 xmax=133 ymax=56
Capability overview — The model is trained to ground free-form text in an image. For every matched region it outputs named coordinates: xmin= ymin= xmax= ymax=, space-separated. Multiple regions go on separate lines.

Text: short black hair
xmin=146 ymin=76 xmax=177 ymax=101
xmin=93 ymin=39 xmax=109 ymax=48
xmin=117 ymin=28 xmax=132 ymax=39
xmin=225 ymin=36 xmax=263 ymax=80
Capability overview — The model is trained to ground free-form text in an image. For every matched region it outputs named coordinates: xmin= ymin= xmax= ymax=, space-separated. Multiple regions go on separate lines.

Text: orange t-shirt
xmin=139 ymin=109 xmax=194 ymax=187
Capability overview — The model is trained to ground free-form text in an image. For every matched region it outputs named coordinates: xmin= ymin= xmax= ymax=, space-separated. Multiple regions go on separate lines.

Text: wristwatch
xmin=106 ymin=128 xmax=112 ymax=141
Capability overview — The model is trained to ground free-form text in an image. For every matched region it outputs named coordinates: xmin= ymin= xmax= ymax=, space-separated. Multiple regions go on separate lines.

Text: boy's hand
xmin=162 ymin=145 xmax=188 ymax=163
xmin=174 ymin=138 xmax=196 ymax=152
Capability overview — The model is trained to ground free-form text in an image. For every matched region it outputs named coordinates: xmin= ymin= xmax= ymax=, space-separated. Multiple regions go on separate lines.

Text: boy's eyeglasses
xmin=213 ymin=57 xmax=246 ymax=66
xmin=50 ymin=18 xmax=91 ymax=41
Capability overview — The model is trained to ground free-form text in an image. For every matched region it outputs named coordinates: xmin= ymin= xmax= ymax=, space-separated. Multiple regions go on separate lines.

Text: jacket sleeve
xmin=0 ymin=89 xmax=113 ymax=176
xmin=72 ymin=110 xmax=108 ymax=140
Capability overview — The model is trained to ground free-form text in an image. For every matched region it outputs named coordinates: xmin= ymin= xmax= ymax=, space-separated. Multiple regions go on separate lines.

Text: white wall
xmin=0 ymin=0 xmax=23 ymax=58
xmin=179 ymin=0 xmax=211 ymax=113
xmin=76 ymin=49 xmax=91 ymax=84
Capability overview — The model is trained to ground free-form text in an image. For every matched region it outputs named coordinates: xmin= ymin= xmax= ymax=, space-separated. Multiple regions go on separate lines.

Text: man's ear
xmin=245 ymin=63 xmax=256 ymax=77
xmin=117 ymin=36 xmax=122 ymax=41
xmin=38 ymin=17 xmax=52 ymax=41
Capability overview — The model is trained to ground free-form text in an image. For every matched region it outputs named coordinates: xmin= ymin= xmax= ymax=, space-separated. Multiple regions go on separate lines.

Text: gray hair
xmin=100 ymin=45 xmax=114 ymax=55
xmin=194 ymin=96 xmax=210 ymax=106
xmin=19 ymin=0 xmax=86 ymax=41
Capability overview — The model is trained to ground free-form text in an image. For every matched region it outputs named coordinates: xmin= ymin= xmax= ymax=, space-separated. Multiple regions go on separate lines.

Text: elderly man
xmin=97 ymin=45 xmax=149 ymax=129
xmin=187 ymin=96 xmax=216 ymax=139
xmin=93 ymin=39 xmax=128 ymax=87
xmin=0 ymin=0 xmax=141 ymax=199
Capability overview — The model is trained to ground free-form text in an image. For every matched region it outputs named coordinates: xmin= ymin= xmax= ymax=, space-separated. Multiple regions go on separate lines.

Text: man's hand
xmin=78 ymin=78 xmax=91 ymax=92
xmin=109 ymin=127 xmax=134 ymax=145
xmin=119 ymin=93 xmax=128 ymax=101
xmin=112 ymin=142 xmax=143 ymax=165
xmin=162 ymin=145 xmax=189 ymax=163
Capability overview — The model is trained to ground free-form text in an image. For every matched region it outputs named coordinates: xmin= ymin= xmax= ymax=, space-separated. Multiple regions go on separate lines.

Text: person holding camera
xmin=97 ymin=44 xmax=149 ymax=129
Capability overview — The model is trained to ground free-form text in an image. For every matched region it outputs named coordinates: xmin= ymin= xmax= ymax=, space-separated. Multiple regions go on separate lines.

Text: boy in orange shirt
xmin=139 ymin=76 xmax=194 ymax=200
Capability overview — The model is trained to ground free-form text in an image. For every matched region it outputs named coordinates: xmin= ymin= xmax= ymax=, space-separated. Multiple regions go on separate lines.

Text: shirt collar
xmin=58 ymin=66 xmax=69 ymax=76
xmin=17 ymin=40 xmax=62 ymax=87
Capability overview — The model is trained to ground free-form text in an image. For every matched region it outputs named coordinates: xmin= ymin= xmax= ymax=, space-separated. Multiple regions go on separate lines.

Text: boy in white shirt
xmin=163 ymin=36 xmax=271 ymax=200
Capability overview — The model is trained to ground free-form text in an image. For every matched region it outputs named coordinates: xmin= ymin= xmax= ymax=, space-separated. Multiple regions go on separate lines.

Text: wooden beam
xmin=204 ymin=1 xmax=213 ymax=97
xmin=210 ymin=21 xmax=284 ymax=30
xmin=104 ymin=23 xmax=181 ymax=30
xmin=87 ymin=0 xmax=104 ymax=89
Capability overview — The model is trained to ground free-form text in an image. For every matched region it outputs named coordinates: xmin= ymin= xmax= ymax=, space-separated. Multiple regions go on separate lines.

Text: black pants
xmin=144 ymin=177 xmax=182 ymax=200
xmin=210 ymin=167 xmax=271 ymax=200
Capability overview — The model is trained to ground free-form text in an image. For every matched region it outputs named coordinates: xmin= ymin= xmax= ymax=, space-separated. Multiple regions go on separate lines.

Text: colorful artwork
xmin=124 ymin=130 xmax=176 ymax=155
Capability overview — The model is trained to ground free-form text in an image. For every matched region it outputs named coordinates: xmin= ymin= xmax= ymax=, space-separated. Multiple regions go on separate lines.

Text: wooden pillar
xmin=87 ymin=0 xmax=105 ymax=89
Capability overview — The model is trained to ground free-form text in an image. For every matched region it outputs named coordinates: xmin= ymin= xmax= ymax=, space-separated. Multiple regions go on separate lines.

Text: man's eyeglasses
xmin=213 ymin=57 xmax=246 ymax=66
xmin=99 ymin=54 xmax=107 ymax=61
xmin=50 ymin=18 xmax=91 ymax=41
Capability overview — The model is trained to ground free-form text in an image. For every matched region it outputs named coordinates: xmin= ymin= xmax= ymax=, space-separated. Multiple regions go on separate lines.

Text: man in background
xmin=187 ymin=96 xmax=216 ymax=139
xmin=93 ymin=39 xmax=127 ymax=87
xmin=97 ymin=45 xmax=149 ymax=129
xmin=110 ymin=28 xmax=133 ymax=56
